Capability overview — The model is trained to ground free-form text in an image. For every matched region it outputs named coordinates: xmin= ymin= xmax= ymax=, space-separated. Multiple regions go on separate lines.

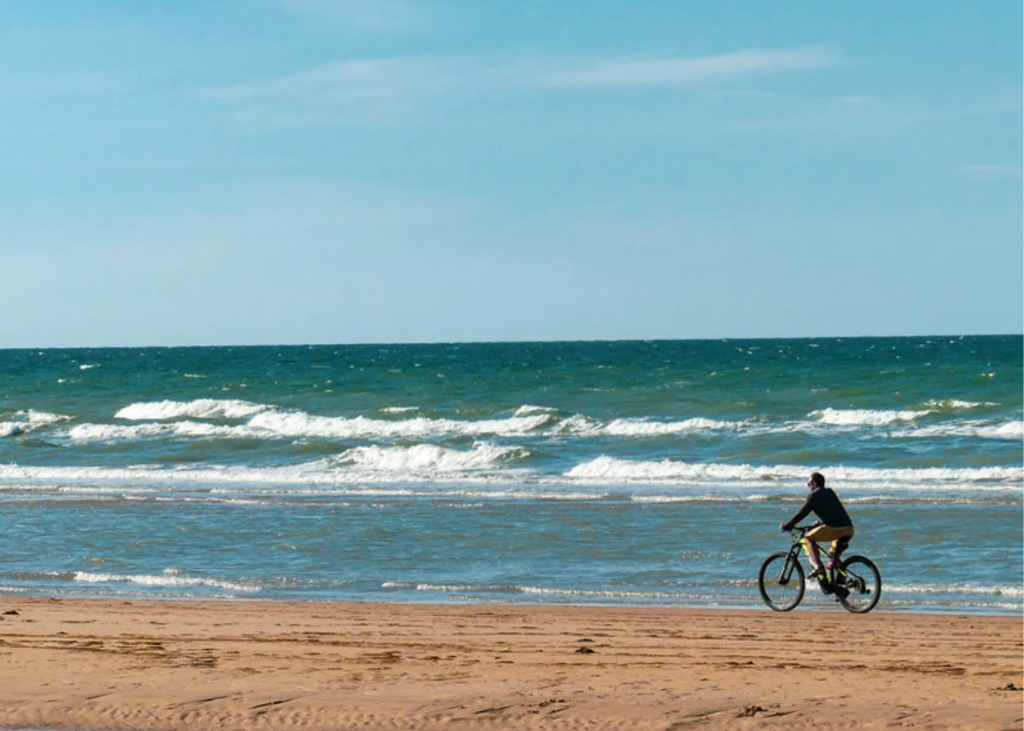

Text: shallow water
xmin=1 ymin=337 xmax=1020 ymax=613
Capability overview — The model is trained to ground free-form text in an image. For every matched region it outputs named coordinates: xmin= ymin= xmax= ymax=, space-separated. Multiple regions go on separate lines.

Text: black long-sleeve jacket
xmin=782 ymin=486 xmax=853 ymax=531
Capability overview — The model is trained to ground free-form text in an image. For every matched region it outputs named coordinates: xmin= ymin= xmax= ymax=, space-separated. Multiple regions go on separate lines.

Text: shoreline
xmin=4 ymin=593 xmax=1023 ymax=617
xmin=0 ymin=597 xmax=1020 ymax=730
xmin=3 ymin=588 xmax=1021 ymax=617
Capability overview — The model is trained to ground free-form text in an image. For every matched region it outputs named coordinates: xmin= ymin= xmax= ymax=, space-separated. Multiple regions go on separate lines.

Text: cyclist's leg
xmin=800 ymin=537 xmax=832 ymax=594
xmin=808 ymin=542 xmax=825 ymax=575
xmin=804 ymin=527 xmax=832 ymax=575
xmin=800 ymin=541 xmax=825 ymax=578
xmin=808 ymin=526 xmax=852 ymax=556
xmin=830 ymin=528 xmax=854 ymax=565
xmin=828 ymin=528 xmax=855 ymax=598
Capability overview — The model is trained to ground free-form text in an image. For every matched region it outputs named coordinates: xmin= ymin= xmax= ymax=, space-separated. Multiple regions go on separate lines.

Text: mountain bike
xmin=758 ymin=526 xmax=881 ymax=613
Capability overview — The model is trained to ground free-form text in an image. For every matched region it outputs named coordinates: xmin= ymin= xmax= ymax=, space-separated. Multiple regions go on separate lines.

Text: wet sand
xmin=0 ymin=597 xmax=1019 ymax=730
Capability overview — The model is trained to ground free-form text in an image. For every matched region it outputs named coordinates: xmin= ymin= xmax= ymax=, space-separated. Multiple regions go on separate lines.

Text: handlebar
xmin=782 ymin=525 xmax=815 ymax=536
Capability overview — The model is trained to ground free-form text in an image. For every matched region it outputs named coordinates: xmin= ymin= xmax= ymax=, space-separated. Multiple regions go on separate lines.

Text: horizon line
xmin=3 ymin=332 xmax=1020 ymax=351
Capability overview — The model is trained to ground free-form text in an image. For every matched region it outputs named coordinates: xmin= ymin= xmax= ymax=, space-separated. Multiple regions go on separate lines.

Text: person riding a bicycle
xmin=780 ymin=472 xmax=854 ymax=590
xmin=761 ymin=475 xmax=878 ymax=613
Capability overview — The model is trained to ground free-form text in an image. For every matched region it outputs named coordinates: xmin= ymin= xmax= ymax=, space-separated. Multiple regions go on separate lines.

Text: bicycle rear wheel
xmin=836 ymin=555 xmax=881 ymax=614
xmin=758 ymin=552 xmax=805 ymax=611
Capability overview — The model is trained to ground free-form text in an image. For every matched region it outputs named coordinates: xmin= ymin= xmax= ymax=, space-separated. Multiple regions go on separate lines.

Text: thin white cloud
xmin=203 ymin=56 xmax=466 ymax=102
xmin=534 ymin=47 xmax=839 ymax=88
xmin=961 ymin=165 xmax=1023 ymax=181
xmin=197 ymin=56 xmax=469 ymax=127
xmin=197 ymin=46 xmax=839 ymax=113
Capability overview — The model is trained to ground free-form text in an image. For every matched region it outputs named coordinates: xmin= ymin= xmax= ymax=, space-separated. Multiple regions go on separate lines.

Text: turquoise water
xmin=0 ymin=336 xmax=1020 ymax=613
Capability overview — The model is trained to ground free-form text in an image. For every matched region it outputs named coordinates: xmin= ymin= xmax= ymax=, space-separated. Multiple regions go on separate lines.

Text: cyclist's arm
xmin=781 ymin=496 xmax=814 ymax=531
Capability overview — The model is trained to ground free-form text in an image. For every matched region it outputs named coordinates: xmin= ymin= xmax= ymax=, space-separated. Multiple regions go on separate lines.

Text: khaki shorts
xmin=805 ymin=525 xmax=854 ymax=555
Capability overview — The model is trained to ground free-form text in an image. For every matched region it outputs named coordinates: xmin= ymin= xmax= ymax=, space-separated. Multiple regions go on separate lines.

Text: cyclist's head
xmin=808 ymin=472 xmax=825 ymax=490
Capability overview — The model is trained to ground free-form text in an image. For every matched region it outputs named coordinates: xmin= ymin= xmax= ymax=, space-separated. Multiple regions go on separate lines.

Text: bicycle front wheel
xmin=758 ymin=551 xmax=805 ymax=612
xmin=836 ymin=555 xmax=881 ymax=614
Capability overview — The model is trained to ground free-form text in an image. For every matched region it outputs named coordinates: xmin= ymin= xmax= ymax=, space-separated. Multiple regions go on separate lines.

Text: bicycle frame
xmin=779 ymin=540 xmax=806 ymax=585
xmin=791 ymin=528 xmax=850 ymax=587
xmin=761 ymin=526 xmax=881 ymax=613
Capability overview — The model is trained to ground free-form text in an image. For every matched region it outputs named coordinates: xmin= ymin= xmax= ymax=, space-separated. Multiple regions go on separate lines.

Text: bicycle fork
xmin=778 ymin=549 xmax=802 ymax=586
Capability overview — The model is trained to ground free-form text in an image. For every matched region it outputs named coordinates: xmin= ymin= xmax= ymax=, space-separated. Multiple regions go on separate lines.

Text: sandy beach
xmin=0 ymin=598 xmax=1018 ymax=730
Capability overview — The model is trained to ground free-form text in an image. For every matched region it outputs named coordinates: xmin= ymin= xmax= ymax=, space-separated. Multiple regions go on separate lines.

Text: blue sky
xmin=2 ymin=1 xmax=1021 ymax=347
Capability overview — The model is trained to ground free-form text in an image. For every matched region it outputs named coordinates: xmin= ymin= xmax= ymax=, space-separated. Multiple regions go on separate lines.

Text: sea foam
xmin=1 ymin=459 xmax=1020 ymax=490
xmin=924 ymin=399 xmax=996 ymax=410
xmin=382 ymin=580 xmax=689 ymax=600
xmin=811 ymin=408 xmax=929 ymax=426
xmin=332 ymin=442 xmax=527 ymax=472
xmin=0 ymin=410 xmax=71 ymax=437
xmin=116 ymin=399 xmax=270 ymax=420
xmin=64 ymin=409 xmax=1024 ymax=444
xmin=602 ymin=417 xmax=744 ymax=436
xmin=564 ymin=456 xmax=1024 ymax=486
xmin=895 ymin=420 xmax=1024 ymax=441
xmin=68 ymin=421 xmax=237 ymax=441
xmin=247 ymin=410 xmax=552 ymax=439
xmin=73 ymin=569 xmax=259 ymax=593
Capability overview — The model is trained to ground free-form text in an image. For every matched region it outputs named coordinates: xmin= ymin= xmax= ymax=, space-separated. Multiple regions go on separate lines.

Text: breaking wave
xmin=564 ymin=456 xmax=1023 ymax=487
xmin=811 ymin=408 xmax=929 ymax=426
xmin=0 ymin=410 xmax=71 ymax=437
xmin=895 ymin=421 xmax=1024 ymax=441
xmin=603 ymin=417 xmax=744 ymax=436
xmin=16 ymin=397 xmax=1020 ymax=445
xmin=923 ymin=399 xmax=996 ymax=410
xmin=68 ymin=421 xmax=237 ymax=441
xmin=885 ymin=582 xmax=1024 ymax=598
xmin=329 ymin=442 xmax=528 ymax=472
xmin=116 ymin=399 xmax=270 ymax=420
xmin=382 ymin=581 xmax=691 ymax=600
xmin=0 ymin=457 xmax=1019 ymax=493
xmin=73 ymin=568 xmax=259 ymax=593
xmin=246 ymin=410 xmax=552 ymax=439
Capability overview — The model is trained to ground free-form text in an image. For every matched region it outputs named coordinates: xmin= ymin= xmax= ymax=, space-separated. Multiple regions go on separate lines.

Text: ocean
xmin=0 ymin=336 xmax=1020 ymax=614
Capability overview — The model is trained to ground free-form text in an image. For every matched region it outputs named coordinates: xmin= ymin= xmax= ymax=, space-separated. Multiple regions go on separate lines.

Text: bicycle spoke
xmin=758 ymin=552 xmax=805 ymax=612
xmin=836 ymin=556 xmax=882 ymax=613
